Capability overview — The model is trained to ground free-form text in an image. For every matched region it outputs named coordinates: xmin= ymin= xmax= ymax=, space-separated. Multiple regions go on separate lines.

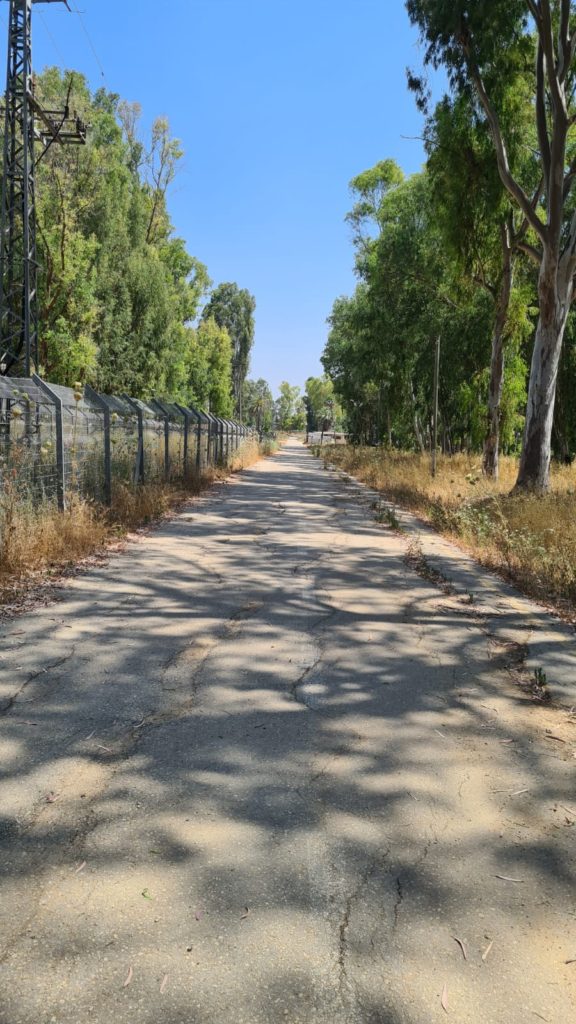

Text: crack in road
xmin=393 ymin=876 xmax=403 ymax=929
xmin=337 ymin=851 xmax=391 ymax=1000
xmin=0 ymin=647 xmax=76 ymax=716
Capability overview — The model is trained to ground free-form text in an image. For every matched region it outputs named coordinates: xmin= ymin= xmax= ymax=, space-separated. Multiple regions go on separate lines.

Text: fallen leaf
xmin=123 ymin=966 xmax=133 ymax=988
xmin=160 ymin=973 xmax=168 ymax=994
xmin=495 ymin=875 xmax=525 ymax=882
xmin=545 ymin=733 xmax=566 ymax=743
xmin=564 ymin=958 xmax=576 ymax=965
xmin=142 ymin=888 xmax=153 ymax=900
xmin=45 ymin=791 xmax=60 ymax=804
xmin=452 ymin=936 xmax=467 ymax=960
xmin=240 ymin=906 xmax=250 ymax=920
xmin=74 ymin=861 xmax=86 ymax=874
xmin=194 ymin=909 xmax=204 ymax=921
xmin=482 ymin=940 xmax=494 ymax=962
xmin=441 ymin=983 xmax=449 ymax=1013
xmin=499 ymin=739 xmax=515 ymax=744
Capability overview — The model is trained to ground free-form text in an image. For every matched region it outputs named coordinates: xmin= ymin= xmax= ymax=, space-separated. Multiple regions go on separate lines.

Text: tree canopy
xmin=21 ymin=68 xmax=257 ymax=416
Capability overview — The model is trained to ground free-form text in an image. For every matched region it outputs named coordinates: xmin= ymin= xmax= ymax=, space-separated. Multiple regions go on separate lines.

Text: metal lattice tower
xmin=0 ymin=0 xmax=86 ymax=376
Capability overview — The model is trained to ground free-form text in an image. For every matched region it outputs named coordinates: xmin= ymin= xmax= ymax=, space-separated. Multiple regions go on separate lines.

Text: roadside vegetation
xmin=0 ymin=436 xmax=276 ymax=610
xmin=320 ymin=445 xmax=576 ymax=617
xmin=322 ymin=4 xmax=576 ymax=504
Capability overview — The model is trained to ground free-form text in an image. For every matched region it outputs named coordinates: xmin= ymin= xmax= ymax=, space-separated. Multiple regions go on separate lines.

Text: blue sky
xmin=19 ymin=0 xmax=443 ymax=395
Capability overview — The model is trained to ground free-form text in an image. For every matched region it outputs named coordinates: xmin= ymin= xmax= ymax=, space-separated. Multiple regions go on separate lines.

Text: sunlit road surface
xmin=0 ymin=441 xmax=574 ymax=1024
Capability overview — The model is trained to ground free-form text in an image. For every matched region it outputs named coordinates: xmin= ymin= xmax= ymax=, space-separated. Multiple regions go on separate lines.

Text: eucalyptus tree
xmin=242 ymin=378 xmax=274 ymax=433
xmin=407 ymin=0 xmax=576 ymax=491
xmin=324 ymin=169 xmax=497 ymax=451
xmin=425 ymin=90 xmax=535 ymax=476
xmin=33 ymin=69 xmax=211 ymax=399
xmin=304 ymin=375 xmax=341 ymax=431
xmin=187 ymin=318 xmax=234 ymax=416
xmin=274 ymin=382 xmax=306 ymax=431
xmin=201 ymin=283 xmax=256 ymax=416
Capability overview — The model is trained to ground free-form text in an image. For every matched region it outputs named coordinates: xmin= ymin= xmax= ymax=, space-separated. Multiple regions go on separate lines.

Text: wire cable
xmin=69 ymin=1 xmax=106 ymax=82
xmin=38 ymin=10 xmax=68 ymax=67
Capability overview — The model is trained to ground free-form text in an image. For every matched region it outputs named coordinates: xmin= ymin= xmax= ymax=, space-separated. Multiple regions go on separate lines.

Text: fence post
xmin=85 ymin=384 xmax=112 ymax=505
xmin=178 ymin=405 xmax=190 ymax=477
xmin=176 ymin=404 xmax=198 ymax=478
xmin=164 ymin=414 xmax=169 ymax=479
xmin=206 ymin=413 xmax=218 ymax=465
xmin=184 ymin=405 xmax=204 ymax=473
xmin=150 ymin=399 xmax=170 ymax=480
xmin=33 ymin=375 xmax=65 ymax=511
xmin=124 ymin=396 xmax=144 ymax=483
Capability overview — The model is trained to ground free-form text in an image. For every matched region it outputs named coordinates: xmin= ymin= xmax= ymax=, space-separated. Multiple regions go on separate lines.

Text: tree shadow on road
xmin=0 ymin=445 xmax=574 ymax=1023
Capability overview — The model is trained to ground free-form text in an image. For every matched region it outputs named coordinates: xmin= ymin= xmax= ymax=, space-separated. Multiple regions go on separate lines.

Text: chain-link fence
xmin=0 ymin=375 xmax=255 ymax=513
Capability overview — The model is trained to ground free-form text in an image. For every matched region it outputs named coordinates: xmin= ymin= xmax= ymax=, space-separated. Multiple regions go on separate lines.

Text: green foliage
xmin=201 ymin=282 xmax=256 ymax=414
xmin=304 ymin=374 xmax=342 ymax=431
xmin=26 ymin=67 xmax=243 ymax=414
xmin=275 ymin=382 xmax=306 ymax=431
xmin=186 ymin=319 xmax=234 ymax=416
xmin=243 ymin=378 xmax=274 ymax=433
xmin=323 ymin=163 xmax=530 ymax=451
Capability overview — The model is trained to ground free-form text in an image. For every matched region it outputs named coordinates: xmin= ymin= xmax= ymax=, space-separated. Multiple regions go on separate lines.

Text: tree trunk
xmin=515 ymin=260 xmax=573 ymax=492
xmin=483 ymin=223 xmax=513 ymax=479
xmin=410 ymin=379 xmax=425 ymax=453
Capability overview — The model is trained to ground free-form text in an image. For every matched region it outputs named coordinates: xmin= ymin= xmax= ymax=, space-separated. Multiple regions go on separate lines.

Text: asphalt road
xmin=0 ymin=440 xmax=575 ymax=1024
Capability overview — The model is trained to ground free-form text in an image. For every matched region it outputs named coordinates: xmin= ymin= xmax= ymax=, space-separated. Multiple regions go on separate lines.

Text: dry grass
xmin=0 ymin=438 xmax=275 ymax=606
xmin=320 ymin=446 xmax=576 ymax=616
xmin=0 ymin=494 xmax=108 ymax=578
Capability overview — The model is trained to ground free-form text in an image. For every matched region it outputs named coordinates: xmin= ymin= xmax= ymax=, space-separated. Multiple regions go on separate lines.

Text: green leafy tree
xmin=242 ymin=378 xmax=274 ymax=433
xmin=425 ymin=88 xmax=535 ymax=476
xmin=24 ymin=68 xmax=211 ymax=401
xmin=324 ymin=169 xmax=499 ymax=453
xmin=201 ymin=283 xmax=256 ymax=416
xmin=187 ymin=318 xmax=233 ymax=416
xmin=275 ymin=382 xmax=306 ymax=430
xmin=407 ymin=0 xmax=576 ymax=491
xmin=304 ymin=375 xmax=342 ymax=431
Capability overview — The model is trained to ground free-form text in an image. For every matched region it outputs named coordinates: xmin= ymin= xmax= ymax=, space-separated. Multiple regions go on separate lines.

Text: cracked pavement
xmin=0 ymin=440 xmax=575 ymax=1024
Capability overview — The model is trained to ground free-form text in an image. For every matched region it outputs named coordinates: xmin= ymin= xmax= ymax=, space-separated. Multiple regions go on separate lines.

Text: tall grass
xmin=321 ymin=447 xmax=576 ymax=615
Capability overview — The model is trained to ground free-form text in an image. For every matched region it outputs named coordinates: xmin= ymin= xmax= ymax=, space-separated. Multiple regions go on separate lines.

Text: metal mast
xmin=0 ymin=0 xmax=86 ymax=376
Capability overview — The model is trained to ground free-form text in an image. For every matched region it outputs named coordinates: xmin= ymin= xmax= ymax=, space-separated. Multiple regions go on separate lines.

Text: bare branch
xmin=473 ymin=273 xmax=496 ymax=299
xmin=464 ymin=53 xmax=548 ymax=245
xmin=535 ymin=41 xmax=551 ymax=184
xmin=567 ymin=32 xmax=576 ymax=75
xmin=515 ymin=240 xmax=543 ymax=265
xmin=558 ymin=0 xmax=571 ymax=82
xmin=539 ymin=0 xmax=569 ymax=120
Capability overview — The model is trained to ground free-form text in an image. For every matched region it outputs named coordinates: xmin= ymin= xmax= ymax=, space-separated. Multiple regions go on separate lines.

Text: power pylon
xmin=0 ymin=0 xmax=87 ymax=376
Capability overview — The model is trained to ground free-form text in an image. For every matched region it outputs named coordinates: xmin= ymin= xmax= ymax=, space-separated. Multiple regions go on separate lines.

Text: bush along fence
xmin=0 ymin=375 xmax=257 ymax=512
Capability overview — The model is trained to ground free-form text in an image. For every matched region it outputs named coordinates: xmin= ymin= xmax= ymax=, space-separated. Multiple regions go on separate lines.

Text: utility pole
xmin=0 ymin=0 xmax=87 ymax=377
xmin=431 ymin=334 xmax=440 ymax=478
